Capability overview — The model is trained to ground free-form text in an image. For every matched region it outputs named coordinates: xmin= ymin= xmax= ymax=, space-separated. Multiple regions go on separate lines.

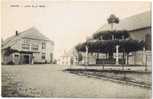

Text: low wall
xmin=128 ymin=51 xmax=151 ymax=66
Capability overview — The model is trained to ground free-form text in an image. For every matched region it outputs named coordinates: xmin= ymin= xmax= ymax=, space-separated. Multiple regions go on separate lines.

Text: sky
xmin=1 ymin=0 xmax=151 ymax=59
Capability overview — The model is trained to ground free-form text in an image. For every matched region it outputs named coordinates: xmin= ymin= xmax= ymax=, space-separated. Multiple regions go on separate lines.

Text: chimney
xmin=16 ymin=30 xmax=19 ymax=36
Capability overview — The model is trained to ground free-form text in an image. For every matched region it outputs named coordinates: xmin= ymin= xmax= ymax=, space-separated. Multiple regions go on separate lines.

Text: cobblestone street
xmin=2 ymin=64 xmax=151 ymax=98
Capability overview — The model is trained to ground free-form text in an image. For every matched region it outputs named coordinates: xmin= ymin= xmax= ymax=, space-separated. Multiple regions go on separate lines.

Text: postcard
xmin=1 ymin=0 xmax=152 ymax=98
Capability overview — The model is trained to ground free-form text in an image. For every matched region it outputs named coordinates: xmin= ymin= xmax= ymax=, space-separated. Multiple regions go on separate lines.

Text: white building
xmin=57 ymin=49 xmax=78 ymax=65
xmin=2 ymin=27 xmax=54 ymax=64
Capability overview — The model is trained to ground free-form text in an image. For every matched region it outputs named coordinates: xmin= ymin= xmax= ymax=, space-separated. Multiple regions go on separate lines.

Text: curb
xmin=68 ymin=72 xmax=151 ymax=89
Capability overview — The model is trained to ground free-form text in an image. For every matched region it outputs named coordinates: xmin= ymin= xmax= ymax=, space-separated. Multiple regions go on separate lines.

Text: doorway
xmin=23 ymin=55 xmax=30 ymax=64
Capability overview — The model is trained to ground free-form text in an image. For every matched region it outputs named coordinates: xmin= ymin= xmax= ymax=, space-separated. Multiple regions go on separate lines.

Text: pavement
xmin=2 ymin=64 xmax=151 ymax=98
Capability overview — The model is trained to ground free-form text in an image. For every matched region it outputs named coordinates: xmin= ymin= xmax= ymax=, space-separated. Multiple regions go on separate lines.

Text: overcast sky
xmin=1 ymin=1 xmax=151 ymax=59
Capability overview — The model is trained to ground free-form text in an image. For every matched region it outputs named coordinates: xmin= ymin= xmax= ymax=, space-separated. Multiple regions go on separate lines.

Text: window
xmin=15 ymin=54 xmax=19 ymax=57
xmin=23 ymin=39 xmax=30 ymax=44
xmin=42 ymin=42 xmax=46 ymax=49
xmin=42 ymin=53 xmax=46 ymax=59
xmin=22 ymin=39 xmax=30 ymax=50
xmin=22 ymin=44 xmax=30 ymax=50
xmin=32 ymin=44 xmax=39 ymax=51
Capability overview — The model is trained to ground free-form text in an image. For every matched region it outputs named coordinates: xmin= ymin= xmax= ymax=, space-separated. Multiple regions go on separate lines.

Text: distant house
xmin=57 ymin=49 xmax=78 ymax=65
xmin=57 ymin=51 xmax=73 ymax=65
xmin=2 ymin=27 xmax=54 ymax=65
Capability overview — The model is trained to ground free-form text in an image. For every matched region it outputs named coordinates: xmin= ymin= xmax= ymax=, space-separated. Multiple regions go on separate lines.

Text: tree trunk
xmin=122 ymin=51 xmax=124 ymax=71
xmin=97 ymin=53 xmax=99 ymax=59
xmin=127 ymin=52 xmax=129 ymax=65
xmin=109 ymin=52 xmax=113 ymax=59
xmin=145 ymin=53 xmax=148 ymax=72
xmin=78 ymin=58 xmax=79 ymax=65
xmin=123 ymin=52 xmax=125 ymax=64
xmin=134 ymin=51 xmax=136 ymax=65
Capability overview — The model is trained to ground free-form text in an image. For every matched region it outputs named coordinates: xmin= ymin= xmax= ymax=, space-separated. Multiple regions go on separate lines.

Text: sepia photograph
xmin=1 ymin=0 xmax=152 ymax=98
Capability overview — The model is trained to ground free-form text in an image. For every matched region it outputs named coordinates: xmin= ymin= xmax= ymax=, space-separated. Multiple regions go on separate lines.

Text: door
xmin=23 ymin=55 xmax=29 ymax=64
xmin=14 ymin=54 xmax=20 ymax=64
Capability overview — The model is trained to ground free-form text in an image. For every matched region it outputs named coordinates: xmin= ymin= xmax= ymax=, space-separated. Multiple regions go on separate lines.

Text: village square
xmin=1 ymin=1 xmax=152 ymax=98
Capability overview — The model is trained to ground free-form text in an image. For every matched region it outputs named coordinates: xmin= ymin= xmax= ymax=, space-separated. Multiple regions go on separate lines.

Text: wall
xmin=33 ymin=53 xmax=42 ymax=63
xmin=129 ymin=28 xmax=151 ymax=41
xmin=128 ymin=51 xmax=151 ymax=66
xmin=11 ymin=38 xmax=54 ymax=64
xmin=45 ymin=41 xmax=54 ymax=63
xmin=129 ymin=28 xmax=151 ymax=50
xmin=80 ymin=53 xmax=96 ymax=65
xmin=3 ymin=53 xmax=13 ymax=64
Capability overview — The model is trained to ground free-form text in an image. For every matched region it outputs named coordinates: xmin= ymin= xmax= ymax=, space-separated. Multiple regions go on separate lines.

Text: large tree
xmin=92 ymin=30 xmax=130 ymax=59
xmin=93 ymin=30 xmax=129 ymax=40
xmin=107 ymin=14 xmax=119 ymax=30
xmin=75 ymin=39 xmax=144 ymax=53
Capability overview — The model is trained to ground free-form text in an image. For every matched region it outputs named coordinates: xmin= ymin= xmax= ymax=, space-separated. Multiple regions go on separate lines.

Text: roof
xmin=2 ymin=35 xmax=20 ymax=49
xmin=19 ymin=27 xmax=51 ymax=41
xmin=97 ymin=11 xmax=151 ymax=32
xmin=2 ymin=27 xmax=54 ymax=49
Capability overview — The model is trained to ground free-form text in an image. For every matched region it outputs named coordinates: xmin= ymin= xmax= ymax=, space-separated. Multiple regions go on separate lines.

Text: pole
xmin=145 ymin=54 xmax=148 ymax=72
xmin=123 ymin=64 xmax=126 ymax=80
xmin=116 ymin=45 xmax=119 ymax=65
xmin=85 ymin=45 xmax=88 ymax=69
xmin=111 ymin=23 xmax=113 ymax=30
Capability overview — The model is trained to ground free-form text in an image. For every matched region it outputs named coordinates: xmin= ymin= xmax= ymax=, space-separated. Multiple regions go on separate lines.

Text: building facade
xmin=2 ymin=27 xmax=54 ymax=65
xmin=57 ymin=49 xmax=78 ymax=65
